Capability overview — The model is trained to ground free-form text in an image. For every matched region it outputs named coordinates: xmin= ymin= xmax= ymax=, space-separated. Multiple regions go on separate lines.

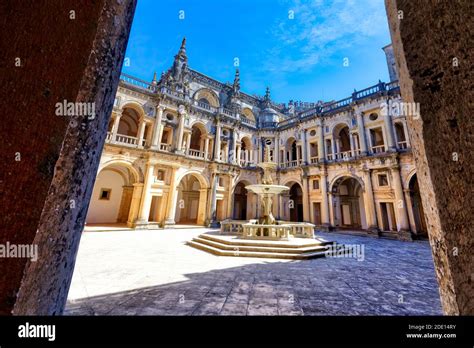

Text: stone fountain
xmin=187 ymin=141 xmax=340 ymax=259
xmin=242 ymin=141 xmax=314 ymax=240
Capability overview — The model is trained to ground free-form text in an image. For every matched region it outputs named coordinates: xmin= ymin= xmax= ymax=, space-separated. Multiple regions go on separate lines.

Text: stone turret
xmin=160 ymin=37 xmax=189 ymax=92
xmin=232 ymin=68 xmax=240 ymax=95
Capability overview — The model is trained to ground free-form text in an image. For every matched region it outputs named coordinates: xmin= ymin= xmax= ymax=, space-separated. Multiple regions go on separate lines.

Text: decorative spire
xmin=177 ymin=37 xmax=187 ymax=61
xmin=233 ymin=68 xmax=240 ymax=94
xmin=264 ymin=86 xmax=271 ymax=106
xmin=170 ymin=37 xmax=188 ymax=83
xmin=151 ymin=71 xmax=157 ymax=85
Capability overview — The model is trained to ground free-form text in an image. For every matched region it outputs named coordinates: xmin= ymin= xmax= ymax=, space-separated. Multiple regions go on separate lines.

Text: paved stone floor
xmin=66 ymin=228 xmax=442 ymax=315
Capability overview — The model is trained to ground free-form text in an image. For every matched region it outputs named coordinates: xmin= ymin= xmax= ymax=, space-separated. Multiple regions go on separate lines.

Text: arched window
xmin=198 ymin=98 xmax=210 ymax=105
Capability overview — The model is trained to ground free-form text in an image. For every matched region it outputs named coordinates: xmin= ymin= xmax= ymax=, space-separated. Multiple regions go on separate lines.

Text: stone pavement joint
xmin=65 ymin=228 xmax=442 ymax=316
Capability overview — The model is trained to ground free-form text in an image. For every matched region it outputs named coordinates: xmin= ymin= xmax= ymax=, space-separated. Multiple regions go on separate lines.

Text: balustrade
xmin=397 ymin=141 xmax=408 ymax=150
xmin=371 ymin=145 xmax=385 ymax=154
xmin=115 ymin=134 xmax=138 ymax=146
xmin=188 ymin=149 xmax=205 ymax=159
xmin=159 ymin=143 xmax=171 ymax=151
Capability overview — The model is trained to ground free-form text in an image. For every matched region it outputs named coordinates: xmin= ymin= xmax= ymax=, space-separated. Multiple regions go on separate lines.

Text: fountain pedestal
xmin=187 ymin=143 xmax=341 ymax=259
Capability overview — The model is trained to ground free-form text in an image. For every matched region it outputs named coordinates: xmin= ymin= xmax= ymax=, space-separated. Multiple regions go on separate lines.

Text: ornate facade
xmin=86 ymin=39 xmax=427 ymax=240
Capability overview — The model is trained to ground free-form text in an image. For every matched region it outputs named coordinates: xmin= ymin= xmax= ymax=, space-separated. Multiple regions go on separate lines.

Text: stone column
xmin=8 ymin=0 xmax=138 ymax=316
xmin=301 ymin=175 xmax=310 ymax=221
xmin=232 ymin=130 xmax=237 ymax=164
xmin=362 ymin=168 xmax=379 ymax=234
xmin=214 ymin=121 xmax=221 ymax=161
xmin=320 ymin=172 xmax=330 ymax=228
xmin=175 ymin=109 xmax=186 ymax=154
xmin=391 ymin=165 xmax=411 ymax=239
xmin=137 ymin=119 xmax=146 ymax=147
xmin=306 ymin=138 xmax=312 ymax=163
xmin=275 ymin=135 xmax=280 ymax=164
xmin=164 ymin=167 xmax=178 ymax=226
xmin=185 ymin=131 xmax=191 ymax=154
xmin=236 ymin=144 xmax=241 ymax=166
xmin=332 ymin=138 xmax=338 ymax=157
xmin=111 ymin=111 xmax=122 ymax=142
xmin=204 ymin=136 xmax=210 ymax=160
xmin=356 ymin=111 xmax=368 ymax=156
xmin=328 ymin=192 xmax=335 ymax=226
xmin=224 ymin=143 xmax=229 ymax=163
xmin=209 ymin=173 xmax=219 ymax=227
xmin=384 ymin=102 xmax=396 ymax=151
xmin=318 ymin=124 xmax=325 ymax=162
xmin=151 ymin=105 xmax=164 ymax=147
xmin=335 ymin=137 xmax=341 ymax=155
xmin=127 ymin=183 xmax=143 ymax=227
xmin=402 ymin=120 xmax=411 ymax=148
xmin=257 ymin=137 xmax=262 ymax=163
xmin=302 ymin=130 xmax=309 ymax=164
xmin=226 ymin=174 xmax=234 ymax=217
xmin=349 ymin=133 xmax=356 ymax=157
xmin=404 ymin=188 xmax=416 ymax=233
xmin=135 ymin=162 xmax=154 ymax=227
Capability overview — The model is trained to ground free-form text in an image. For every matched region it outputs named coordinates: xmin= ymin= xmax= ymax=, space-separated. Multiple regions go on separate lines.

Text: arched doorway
xmin=331 ymin=177 xmax=366 ymax=230
xmin=174 ymin=173 xmax=207 ymax=225
xmin=395 ymin=122 xmax=407 ymax=149
xmin=288 ymin=182 xmax=303 ymax=222
xmin=334 ymin=124 xmax=351 ymax=159
xmin=290 ymin=139 xmax=297 ymax=162
xmin=189 ymin=123 xmax=207 ymax=157
xmin=118 ymin=107 xmax=140 ymax=137
xmin=233 ymin=181 xmax=249 ymax=220
xmin=240 ymin=136 xmax=252 ymax=166
xmin=409 ymin=174 xmax=427 ymax=237
xmin=86 ymin=163 xmax=137 ymax=224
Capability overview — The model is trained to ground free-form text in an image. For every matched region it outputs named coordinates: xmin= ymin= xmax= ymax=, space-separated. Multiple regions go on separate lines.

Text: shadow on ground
xmin=66 ymin=232 xmax=442 ymax=316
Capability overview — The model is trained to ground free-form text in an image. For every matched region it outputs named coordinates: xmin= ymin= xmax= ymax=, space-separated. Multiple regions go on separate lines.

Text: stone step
xmin=379 ymin=231 xmax=399 ymax=240
xmin=199 ymin=233 xmax=332 ymax=248
xmin=192 ymin=236 xmax=329 ymax=254
xmin=186 ymin=240 xmax=329 ymax=260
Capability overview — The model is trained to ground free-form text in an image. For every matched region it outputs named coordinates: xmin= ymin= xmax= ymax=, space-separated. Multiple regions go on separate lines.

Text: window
xmin=310 ymin=129 xmax=316 ymax=137
xmin=369 ymin=112 xmax=378 ymax=121
xmin=155 ymin=169 xmax=165 ymax=181
xmin=198 ymin=97 xmax=210 ymax=105
xmin=166 ymin=113 xmax=174 ymax=121
xmin=312 ymin=179 xmax=320 ymax=190
xmin=378 ymin=174 xmax=389 ymax=187
xmin=99 ymin=188 xmax=111 ymax=200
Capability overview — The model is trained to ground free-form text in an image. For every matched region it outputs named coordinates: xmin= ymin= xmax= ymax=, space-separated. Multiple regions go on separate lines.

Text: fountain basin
xmin=242 ymin=220 xmax=315 ymax=240
xmin=245 ymin=184 xmax=289 ymax=195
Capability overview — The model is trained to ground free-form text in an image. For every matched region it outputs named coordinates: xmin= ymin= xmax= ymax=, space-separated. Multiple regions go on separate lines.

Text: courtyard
xmin=65 ymin=228 xmax=442 ymax=316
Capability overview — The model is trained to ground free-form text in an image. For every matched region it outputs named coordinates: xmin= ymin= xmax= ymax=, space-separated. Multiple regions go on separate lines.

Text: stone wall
xmin=0 ymin=0 xmax=137 ymax=315
xmin=385 ymin=0 xmax=473 ymax=314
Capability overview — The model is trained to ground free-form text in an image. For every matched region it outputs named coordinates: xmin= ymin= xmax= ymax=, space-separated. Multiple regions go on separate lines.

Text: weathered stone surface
xmin=0 ymin=0 xmax=103 ymax=315
xmin=0 ymin=0 xmax=137 ymax=315
xmin=65 ymin=229 xmax=442 ymax=316
xmin=385 ymin=0 xmax=473 ymax=314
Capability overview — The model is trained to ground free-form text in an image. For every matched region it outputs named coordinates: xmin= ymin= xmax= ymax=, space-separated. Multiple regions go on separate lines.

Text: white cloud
xmin=263 ymin=0 xmax=388 ymax=73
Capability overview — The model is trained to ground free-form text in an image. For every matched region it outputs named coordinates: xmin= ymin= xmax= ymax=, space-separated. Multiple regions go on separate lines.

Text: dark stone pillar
xmin=386 ymin=0 xmax=473 ymax=314
xmin=0 ymin=0 xmax=137 ymax=315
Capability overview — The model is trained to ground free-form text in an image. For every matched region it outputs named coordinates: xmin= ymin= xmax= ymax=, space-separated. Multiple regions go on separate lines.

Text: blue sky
xmin=122 ymin=0 xmax=391 ymax=103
